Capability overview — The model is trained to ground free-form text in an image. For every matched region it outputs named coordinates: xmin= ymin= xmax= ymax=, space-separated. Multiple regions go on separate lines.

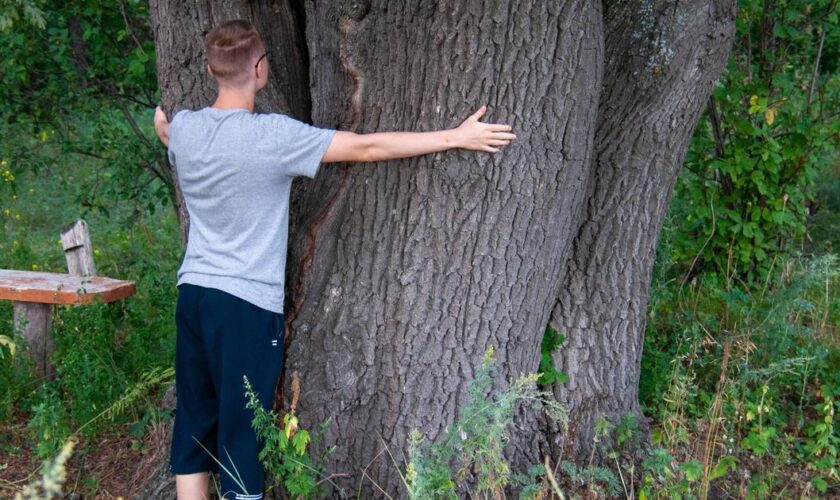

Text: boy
xmin=153 ymin=19 xmax=514 ymax=500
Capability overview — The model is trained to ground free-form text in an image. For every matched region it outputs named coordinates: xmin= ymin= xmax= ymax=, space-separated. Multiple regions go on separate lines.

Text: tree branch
xmin=807 ymin=26 xmax=826 ymax=110
xmin=117 ymin=101 xmax=157 ymax=152
xmin=707 ymin=95 xmax=726 ymax=158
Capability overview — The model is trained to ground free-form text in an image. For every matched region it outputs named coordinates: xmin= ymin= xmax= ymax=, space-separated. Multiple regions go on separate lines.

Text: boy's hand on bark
xmin=453 ymin=105 xmax=516 ymax=153
xmin=154 ymin=105 xmax=170 ymax=148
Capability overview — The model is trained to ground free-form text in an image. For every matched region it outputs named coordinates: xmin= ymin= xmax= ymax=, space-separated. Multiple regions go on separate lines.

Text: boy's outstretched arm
xmin=321 ymin=106 xmax=515 ymax=163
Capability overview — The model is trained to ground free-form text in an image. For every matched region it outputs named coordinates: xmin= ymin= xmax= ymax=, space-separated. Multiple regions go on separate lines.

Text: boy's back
xmin=168 ymin=107 xmax=334 ymax=313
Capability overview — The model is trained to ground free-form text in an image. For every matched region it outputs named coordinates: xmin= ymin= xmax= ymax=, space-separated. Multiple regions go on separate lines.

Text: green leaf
xmin=681 ymin=459 xmax=703 ymax=482
xmin=292 ymin=429 xmax=310 ymax=455
xmin=710 ymin=455 xmax=737 ymax=481
xmin=812 ymin=477 xmax=828 ymax=493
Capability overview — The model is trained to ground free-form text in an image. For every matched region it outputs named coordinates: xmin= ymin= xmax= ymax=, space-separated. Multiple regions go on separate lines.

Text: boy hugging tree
xmin=153 ymin=19 xmax=515 ymax=500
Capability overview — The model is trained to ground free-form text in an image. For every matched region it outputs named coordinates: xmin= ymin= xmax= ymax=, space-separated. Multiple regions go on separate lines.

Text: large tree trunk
xmin=286 ymin=0 xmax=601 ymax=495
xmin=546 ymin=0 xmax=738 ymax=460
xmin=142 ymin=0 xmax=738 ymax=497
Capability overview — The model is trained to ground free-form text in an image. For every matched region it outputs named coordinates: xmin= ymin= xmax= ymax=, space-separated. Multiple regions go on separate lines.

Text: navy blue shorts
xmin=169 ymin=284 xmax=285 ymax=500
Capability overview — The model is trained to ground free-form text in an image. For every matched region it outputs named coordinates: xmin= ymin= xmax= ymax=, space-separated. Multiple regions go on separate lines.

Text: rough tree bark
xmin=142 ymin=0 xmax=737 ymax=497
xmin=546 ymin=0 xmax=738 ymax=460
xmin=286 ymin=1 xmax=601 ymax=495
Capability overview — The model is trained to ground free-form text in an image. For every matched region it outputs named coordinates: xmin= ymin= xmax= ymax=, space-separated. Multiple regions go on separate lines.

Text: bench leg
xmin=13 ymin=302 xmax=54 ymax=380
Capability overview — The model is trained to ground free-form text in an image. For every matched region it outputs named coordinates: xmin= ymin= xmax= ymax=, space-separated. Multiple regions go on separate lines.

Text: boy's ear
xmin=207 ymin=64 xmax=214 ymax=77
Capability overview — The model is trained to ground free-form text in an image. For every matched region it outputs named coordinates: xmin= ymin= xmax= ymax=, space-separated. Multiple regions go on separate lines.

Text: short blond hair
xmin=204 ymin=20 xmax=265 ymax=82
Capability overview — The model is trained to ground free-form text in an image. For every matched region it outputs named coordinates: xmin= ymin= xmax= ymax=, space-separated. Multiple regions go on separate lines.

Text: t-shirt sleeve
xmin=272 ymin=114 xmax=336 ymax=179
xmin=166 ymin=110 xmax=188 ymax=168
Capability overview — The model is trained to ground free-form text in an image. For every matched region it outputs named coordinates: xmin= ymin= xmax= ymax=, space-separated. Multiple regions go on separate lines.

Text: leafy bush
xmin=670 ymin=0 xmax=840 ymax=282
xmin=244 ymin=374 xmax=332 ymax=499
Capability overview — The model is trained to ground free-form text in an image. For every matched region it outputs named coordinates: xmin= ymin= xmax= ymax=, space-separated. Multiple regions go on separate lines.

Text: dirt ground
xmin=0 ymin=414 xmax=168 ymax=499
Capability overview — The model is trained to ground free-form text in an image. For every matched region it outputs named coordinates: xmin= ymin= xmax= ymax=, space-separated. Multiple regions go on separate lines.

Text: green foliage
xmin=405 ymin=347 xmax=567 ymax=499
xmin=804 ymin=384 xmax=839 ymax=480
xmin=0 ymin=0 xmax=171 ymax=226
xmin=26 ymin=385 xmax=71 ymax=459
xmin=244 ymin=376 xmax=330 ymax=499
xmin=557 ymin=460 xmax=620 ymax=498
xmin=0 ymin=146 xmax=180 ymax=466
xmin=671 ymin=0 xmax=840 ymax=282
xmin=638 ymin=448 xmax=705 ymax=500
xmin=0 ymin=0 xmax=156 ymax=120
xmin=537 ymin=325 xmax=568 ymax=386
xmin=0 ymin=327 xmax=35 ymax=422
xmin=0 ymin=0 xmax=46 ymax=31
xmin=510 ymin=464 xmax=551 ymax=500
xmin=642 ymin=253 xmax=840 ymax=495
xmin=614 ymin=412 xmax=640 ymax=448
xmin=639 ymin=16 xmax=840 ymax=489
xmin=75 ymin=366 xmax=173 ymax=435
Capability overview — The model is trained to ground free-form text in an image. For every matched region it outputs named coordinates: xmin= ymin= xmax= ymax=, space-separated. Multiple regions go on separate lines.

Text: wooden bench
xmin=0 ymin=220 xmax=136 ymax=379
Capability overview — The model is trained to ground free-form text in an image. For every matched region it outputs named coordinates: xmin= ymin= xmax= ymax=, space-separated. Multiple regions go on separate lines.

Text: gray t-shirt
xmin=167 ymin=107 xmax=335 ymax=313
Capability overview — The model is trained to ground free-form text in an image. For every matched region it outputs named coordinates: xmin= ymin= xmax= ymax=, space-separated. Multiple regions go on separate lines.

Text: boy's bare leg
xmin=176 ymin=472 xmax=210 ymax=499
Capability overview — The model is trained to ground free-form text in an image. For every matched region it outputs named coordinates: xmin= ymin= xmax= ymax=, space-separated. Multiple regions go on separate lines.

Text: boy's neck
xmin=212 ymin=87 xmax=256 ymax=112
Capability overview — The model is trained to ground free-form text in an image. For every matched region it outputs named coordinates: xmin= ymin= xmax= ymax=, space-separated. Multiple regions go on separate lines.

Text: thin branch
xmin=70 ymin=148 xmax=109 ymax=161
xmin=119 ymin=0 xmax=149 ymax=59
xmin=807 ymin=26 xmax=826 ymax=110
xmin=139 ymin=157 xmax=172 ymax=188
xmin=104 ymin=90 xmax=156 ymax=109
xmin=707 ymin=95 xmax=726 ymax=158
xmin=117 ymin=101 xmax=156 ymax=152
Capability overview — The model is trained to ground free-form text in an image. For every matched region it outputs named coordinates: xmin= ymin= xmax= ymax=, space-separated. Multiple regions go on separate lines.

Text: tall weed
xmin=642 ymin=253 xmax=840 ymax=495
xmin=404 ymin=347 xmax=567 ymax=499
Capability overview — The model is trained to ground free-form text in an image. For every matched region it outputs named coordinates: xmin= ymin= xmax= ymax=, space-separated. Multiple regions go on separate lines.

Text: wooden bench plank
xmin=0 ymin=269 xmax=136 ymax=305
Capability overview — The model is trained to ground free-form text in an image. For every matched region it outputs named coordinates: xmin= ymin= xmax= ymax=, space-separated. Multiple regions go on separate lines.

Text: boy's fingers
xmin=470 ymin=105 xmax=487 ymax=121
xmin=488 ymin=124 xmax=512 ymax=132
xmin=487 ymin=139 xmax=511 ymax=147
xmin=493 ymin=132 xmax=517 ymax=140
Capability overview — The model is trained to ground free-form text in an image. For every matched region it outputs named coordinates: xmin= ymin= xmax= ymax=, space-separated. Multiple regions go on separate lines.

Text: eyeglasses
xmin=255 ymin=53 xmax=267 ymax=68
